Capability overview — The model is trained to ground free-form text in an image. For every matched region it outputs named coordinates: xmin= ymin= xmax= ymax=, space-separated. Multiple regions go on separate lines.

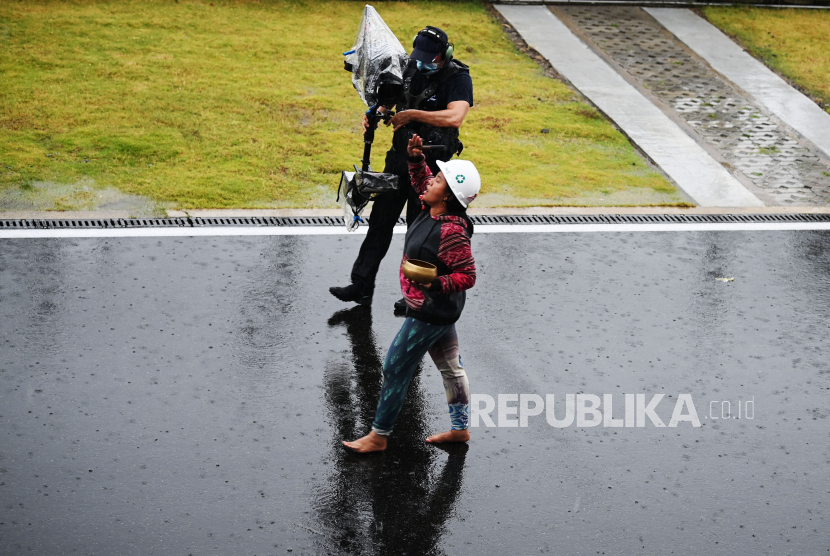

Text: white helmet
xmin=436 ymin=159 xmax=481 ymax=208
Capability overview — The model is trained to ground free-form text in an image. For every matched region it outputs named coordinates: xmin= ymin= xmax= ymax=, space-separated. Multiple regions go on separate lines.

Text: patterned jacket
xmin=401 ymin=156 xmax=476 ymax=325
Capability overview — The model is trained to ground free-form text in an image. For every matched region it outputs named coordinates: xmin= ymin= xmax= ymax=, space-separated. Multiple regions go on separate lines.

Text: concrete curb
xmin=3 ymin=206 xmax=830 ymax=220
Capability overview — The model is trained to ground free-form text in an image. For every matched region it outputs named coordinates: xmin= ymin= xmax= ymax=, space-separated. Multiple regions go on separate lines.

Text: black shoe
xmin=393 ymin=297 xmax=407 ymax=315
xmin=329 ymin=284 xmax=372 ymax=306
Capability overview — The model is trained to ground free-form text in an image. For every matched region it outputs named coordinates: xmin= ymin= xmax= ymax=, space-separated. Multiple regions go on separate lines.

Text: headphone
xmin=413 ymin=26 xmax=454 ymax=63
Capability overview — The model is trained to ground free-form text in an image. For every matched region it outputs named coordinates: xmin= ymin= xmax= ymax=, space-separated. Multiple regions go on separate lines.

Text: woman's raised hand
xmin=407 ymin=134 xmax=423 ymax=158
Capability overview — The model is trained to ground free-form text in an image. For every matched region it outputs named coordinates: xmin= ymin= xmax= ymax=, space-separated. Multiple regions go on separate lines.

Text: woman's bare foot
xmin=425 ymin=429 xmax=470 ymax=444
xmin=342 ymin=431 xmax=388 ymax=453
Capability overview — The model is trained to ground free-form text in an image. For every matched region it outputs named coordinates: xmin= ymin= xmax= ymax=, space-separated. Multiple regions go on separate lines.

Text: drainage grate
xmin=0 ymin=218 xmax=192 ymax=230
xmin=2 ymin=213 xmax=830 ymax=230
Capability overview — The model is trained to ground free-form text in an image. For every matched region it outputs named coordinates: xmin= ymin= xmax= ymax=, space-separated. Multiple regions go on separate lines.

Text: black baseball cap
xmin=410 ymin=26 xmax=448 ymax=63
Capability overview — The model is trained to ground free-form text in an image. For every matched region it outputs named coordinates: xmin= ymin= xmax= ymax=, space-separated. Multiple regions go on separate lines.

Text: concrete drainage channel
xmin=2 ymin=213 xmax=830 ymax=230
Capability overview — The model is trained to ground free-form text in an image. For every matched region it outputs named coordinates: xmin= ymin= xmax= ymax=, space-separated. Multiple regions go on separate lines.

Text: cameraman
xmin=330 ymin=26 xmax=474 ymax=310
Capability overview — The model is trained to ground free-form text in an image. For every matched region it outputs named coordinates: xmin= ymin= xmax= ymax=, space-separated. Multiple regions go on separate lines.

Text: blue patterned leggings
xmin=371 ymin=317 xmax=470 ymax=436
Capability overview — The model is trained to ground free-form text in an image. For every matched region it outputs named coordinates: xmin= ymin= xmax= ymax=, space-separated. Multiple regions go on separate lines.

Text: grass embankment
xmin=702 ymin=6 xmax=830 ymax=115
xmin=0 ymin=0 xmax=683 ymax=213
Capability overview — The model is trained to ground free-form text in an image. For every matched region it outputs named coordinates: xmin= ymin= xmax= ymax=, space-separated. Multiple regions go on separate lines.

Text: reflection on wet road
xmin=320 ymin=306 xmax=467 ymax=554
xmin=0 ymin=232 xmax=828 ymax=555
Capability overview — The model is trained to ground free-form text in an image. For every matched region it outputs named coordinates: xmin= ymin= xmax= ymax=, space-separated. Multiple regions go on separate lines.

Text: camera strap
xmin=402 ymin=60 xmax=463 ymax=110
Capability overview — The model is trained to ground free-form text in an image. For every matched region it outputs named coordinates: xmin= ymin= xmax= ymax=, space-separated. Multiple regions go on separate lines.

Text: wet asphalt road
xmin=1 ymin=231 xmax=828 ymax=555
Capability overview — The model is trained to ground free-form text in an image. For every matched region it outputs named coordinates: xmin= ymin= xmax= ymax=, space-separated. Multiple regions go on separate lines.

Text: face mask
xmin=416 ymin=60 xmax=439 ymax=75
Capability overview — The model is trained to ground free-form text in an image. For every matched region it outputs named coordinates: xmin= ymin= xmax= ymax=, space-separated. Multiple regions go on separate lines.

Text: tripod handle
xmin=361 ymin=105 xmax=383 ymax=171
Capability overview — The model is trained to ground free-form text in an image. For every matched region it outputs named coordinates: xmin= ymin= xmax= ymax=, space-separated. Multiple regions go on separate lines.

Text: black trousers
xmin=350 ymin=149 xmax=441 ymax=296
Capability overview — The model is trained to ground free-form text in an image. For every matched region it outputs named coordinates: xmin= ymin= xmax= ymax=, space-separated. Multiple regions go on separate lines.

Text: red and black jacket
xmin=400 ymin=156 xmax=476 ymax=325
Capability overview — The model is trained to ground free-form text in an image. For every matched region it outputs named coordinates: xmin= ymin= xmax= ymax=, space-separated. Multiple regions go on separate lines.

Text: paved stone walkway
xmin=558 ymin=6 xmax=830 ymax=205
xmin=495 ymin=5 xmax=763 ymax=208
xmin=647 ymin=8 xmax=830 ymax=160
xmin=555 ymin=6 xmax=830 ymax=206
xmin=497 ymin=4 xmax=830 ymax=207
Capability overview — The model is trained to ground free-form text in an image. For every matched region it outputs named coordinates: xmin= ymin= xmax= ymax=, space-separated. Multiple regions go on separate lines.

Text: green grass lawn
xmin=0 ymin=0 xmax=684 ymax=212
xmin=702 ymin=6 xmax=830 ymax=115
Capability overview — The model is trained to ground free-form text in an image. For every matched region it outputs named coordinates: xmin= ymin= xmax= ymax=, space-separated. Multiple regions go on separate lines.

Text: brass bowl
xmin=402 ymin=259 xmax=437 ymax=284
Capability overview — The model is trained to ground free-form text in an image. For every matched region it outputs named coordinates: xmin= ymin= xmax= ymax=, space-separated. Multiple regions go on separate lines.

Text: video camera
xmin=373 ymin=73 xmax=404 ymax=111
xmin=335 ymin=74 xmax=404 ymax=231
xmin=337 ymin=7 xmax=461 ymax=231
xmin=337 ymin=6 xmax=408 ymax=231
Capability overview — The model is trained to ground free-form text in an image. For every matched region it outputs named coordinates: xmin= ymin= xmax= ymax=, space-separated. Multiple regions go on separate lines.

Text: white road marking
xmin=1 ymin=222 xmax=829 ymax=239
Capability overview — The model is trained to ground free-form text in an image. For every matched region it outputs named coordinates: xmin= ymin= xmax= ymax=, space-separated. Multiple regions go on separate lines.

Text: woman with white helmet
xmin=343 ymin=134 xmax=481 ymax=453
